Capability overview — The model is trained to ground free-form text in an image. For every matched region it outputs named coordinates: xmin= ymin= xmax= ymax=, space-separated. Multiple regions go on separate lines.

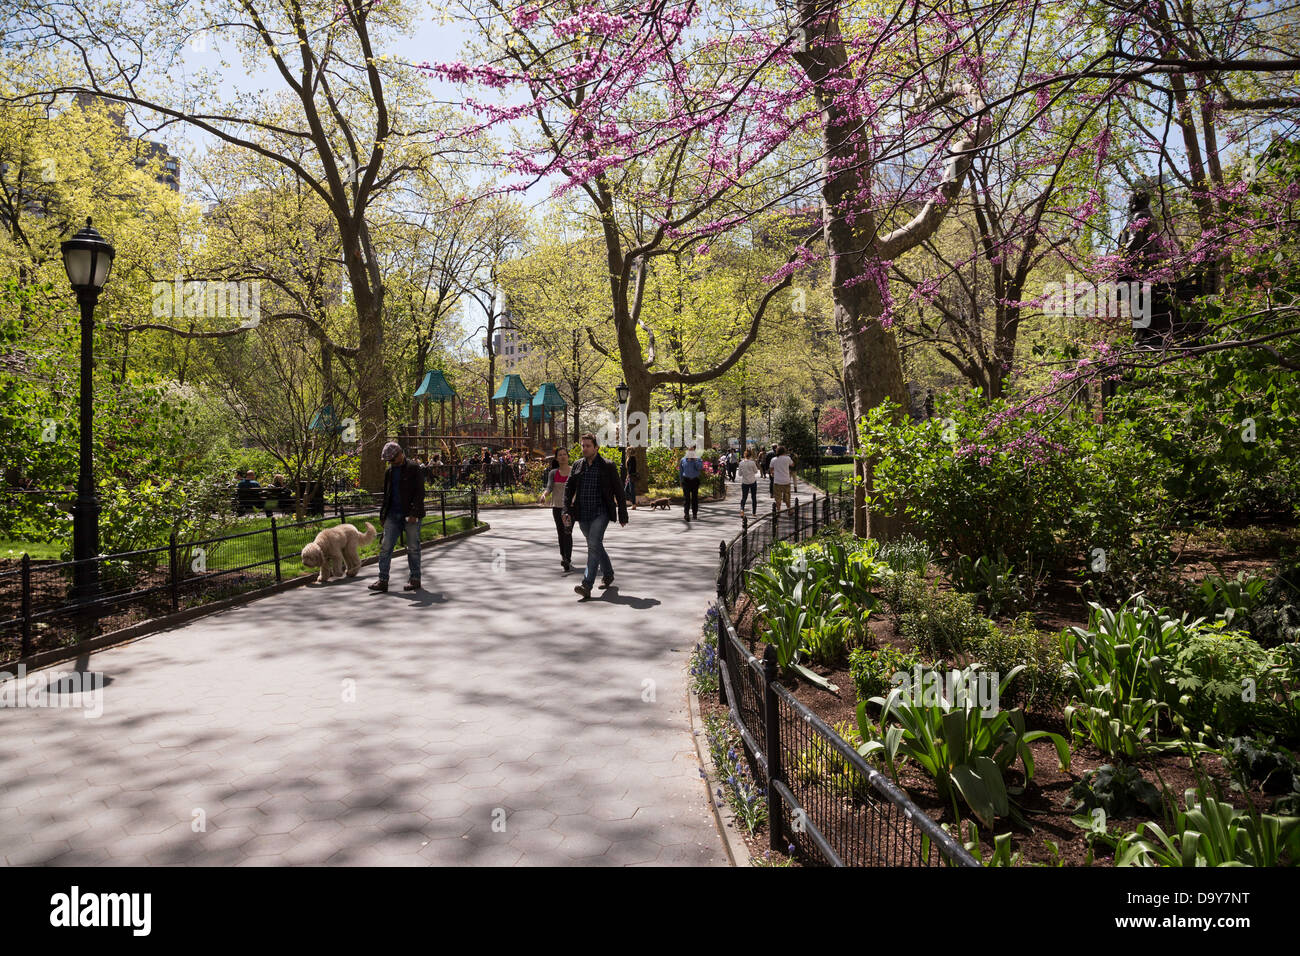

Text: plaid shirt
xmin=576 ymin=459 xmax=604 ymax=522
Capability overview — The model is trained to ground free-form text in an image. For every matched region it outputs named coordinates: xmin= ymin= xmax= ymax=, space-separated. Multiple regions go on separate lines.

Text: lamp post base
xmin=71 ymin=492 xmax=100 ymax=603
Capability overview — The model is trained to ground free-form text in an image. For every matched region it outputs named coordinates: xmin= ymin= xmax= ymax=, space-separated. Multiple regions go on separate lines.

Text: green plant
xmin=794 ymin=721 xmax=866 ymax=798
xmin=704 ymin=713 xmax=768 ymax=835
xmin=877 ymin=535 xmax=933 ymax=577
xmin=801 ymin=617 xmax=852 ymax=669
xmin=849 ymin=644 xmax=933 ymax=705
xmin=1244 ymin=560 xmax=1300 ymax=647
xmin=1068 ymin=764 xmax=1164 ymax=819
xmin=1107 ymin=789 xmax=1300 ymax=867
xmin=1227 ymin=735 xmax=1299 ymax=795
xmin=1170 ymin=628 xmax=1285 ymax=738
xmin=970 ymin=615 xmax=1068 ymax=711
xmin=899 ymin=582 xmax=988 ymax=660
xmin=1060 ymin=596 xmax=1193 ymax=758
xmin=1194 ymin=571 xmax=1269 ymax=628
xmin=745 ymin=560 xmax=840 ymax=692
xmin=959 ymin=821 xmax=1021 ymax=866
xmin=689 ymin=606 xmax=720 ymax=696
xmin=856 ymin=665 xmax=1071 ymax=827
xmin=951 ymin=552 xmax=1026 ymax=617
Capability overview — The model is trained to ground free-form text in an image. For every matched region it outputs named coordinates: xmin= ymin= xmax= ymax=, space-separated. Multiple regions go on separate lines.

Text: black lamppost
xmin=812 ymin=404 xmax=821 ymax=482
xmin=615 ymin=381 xmax=630 ymax=448
xmin=61 ymin=218 xmax=115 ymax=600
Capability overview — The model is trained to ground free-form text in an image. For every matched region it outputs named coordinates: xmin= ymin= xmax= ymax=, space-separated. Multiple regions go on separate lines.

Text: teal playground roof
xmin=414 ymin=369 xmax=457 ymax=401
xmin=531 ymin=382 xmax=567 ymax=410
xmin=492 ymin=374 xmax=532 ymax=404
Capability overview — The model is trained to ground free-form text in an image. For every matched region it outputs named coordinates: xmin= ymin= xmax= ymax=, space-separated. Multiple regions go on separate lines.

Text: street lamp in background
xmin=812 ymin=405 xmax=821 ymax=485
xmin=616 ymin=381 xmax=630 ymax=447
xmin=61 ymin=218 xmax=115 ymax=601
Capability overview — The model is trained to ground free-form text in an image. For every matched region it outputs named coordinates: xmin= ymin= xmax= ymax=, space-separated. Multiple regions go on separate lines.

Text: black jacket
xmin=564 ymin=453 xmax=629 ymax=525
xmin=380 ymin=460 xmax=425 ymax=522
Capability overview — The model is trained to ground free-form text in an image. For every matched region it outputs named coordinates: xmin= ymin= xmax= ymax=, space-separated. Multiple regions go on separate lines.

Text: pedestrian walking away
xmin=370 ymin=441 xmax=425 ymax=593
xmin=621 ymin=447 xmax=640 ymax=510
xmin=737 ymin=446 xmax=760 ymax=516
xmin=540 ymin=446 xmax=574 ymax=572
xmin=564 ymin=433 xmax=630 ymax=599
xmin=680 ymin=444 xmax=704 ymax=522
xmin=770 ymin=445 xmax=796 ymax=510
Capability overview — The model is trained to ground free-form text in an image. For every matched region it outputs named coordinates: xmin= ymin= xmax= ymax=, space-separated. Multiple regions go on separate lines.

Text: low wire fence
xmin=713 ymin=492 xmax=979 ymax=867
xmin=0 ymin=489 xmax=478 ymax=666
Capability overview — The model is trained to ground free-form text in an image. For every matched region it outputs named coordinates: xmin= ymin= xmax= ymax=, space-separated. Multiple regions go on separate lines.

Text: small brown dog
xmin=649 ymin=498 xmax=672 ymax=511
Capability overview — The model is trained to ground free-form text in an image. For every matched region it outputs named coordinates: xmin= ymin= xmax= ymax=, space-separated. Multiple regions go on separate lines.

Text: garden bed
xmin=705 ymin=525 xmax=1300 ymax=867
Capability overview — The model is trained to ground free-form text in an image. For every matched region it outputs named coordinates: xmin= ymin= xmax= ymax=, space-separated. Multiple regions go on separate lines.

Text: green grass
xmin=817 ymin=463 xmax=856 ymax=484
xmin=0 ymin=540 xmax=64 ymax=561
xmin=1 ymin=514 xmax=477 ymax=570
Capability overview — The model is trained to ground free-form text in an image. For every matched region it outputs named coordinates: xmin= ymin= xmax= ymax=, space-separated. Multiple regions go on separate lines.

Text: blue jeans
xmin=741 ymin=482 xmax=758 ymax=514
xmin=577 ymin=512 xmax=612 ymax=588
xmin=377 ymin=514 xmax=421 ymax=582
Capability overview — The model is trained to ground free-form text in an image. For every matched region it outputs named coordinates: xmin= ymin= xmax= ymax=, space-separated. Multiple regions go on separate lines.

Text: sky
xmin=145 ymin=3 xmax=506 ymax=345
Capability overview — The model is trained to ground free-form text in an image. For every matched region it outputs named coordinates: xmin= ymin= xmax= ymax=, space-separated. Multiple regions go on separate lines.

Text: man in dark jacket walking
xmin=564 ymin=433 xmax=629 ymax=599
xmin=369 ymin=441 xmax=426 ymax=593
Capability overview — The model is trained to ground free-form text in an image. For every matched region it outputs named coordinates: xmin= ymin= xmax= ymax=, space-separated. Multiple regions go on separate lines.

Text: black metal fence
xmin=713 ymin=493 xmax=979 ymax=867
xmin=0 ymin=489 xmax=478 ymax=666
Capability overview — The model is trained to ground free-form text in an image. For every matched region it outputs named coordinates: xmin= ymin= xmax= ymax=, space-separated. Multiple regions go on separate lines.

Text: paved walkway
xmin=0 ymin=492 xmax=747 ymax=866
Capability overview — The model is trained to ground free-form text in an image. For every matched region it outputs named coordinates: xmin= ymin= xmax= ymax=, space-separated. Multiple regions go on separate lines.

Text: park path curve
xmin=0 ymin=492 xmax=747 ymax=866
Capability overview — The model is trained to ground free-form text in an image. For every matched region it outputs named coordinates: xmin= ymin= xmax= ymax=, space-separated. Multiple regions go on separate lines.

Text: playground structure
xmin=394 ymin=370 xmax=569 ymax=471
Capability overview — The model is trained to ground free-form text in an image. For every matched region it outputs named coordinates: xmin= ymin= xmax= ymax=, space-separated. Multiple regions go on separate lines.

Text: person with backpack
xmin=679 ymin=444 xmax=703 ymax=522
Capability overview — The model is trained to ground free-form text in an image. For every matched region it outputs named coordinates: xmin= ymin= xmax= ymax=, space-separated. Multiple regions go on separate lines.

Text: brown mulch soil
xmin=717 ymin=527 xmax=1299 ymax=866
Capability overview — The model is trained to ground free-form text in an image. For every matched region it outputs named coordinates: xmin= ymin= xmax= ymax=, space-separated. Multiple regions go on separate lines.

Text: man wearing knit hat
xmin=369 ymin=441 xmax=425 ymax=593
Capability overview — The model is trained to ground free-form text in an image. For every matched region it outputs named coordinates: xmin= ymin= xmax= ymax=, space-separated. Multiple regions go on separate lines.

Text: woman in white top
xmin=539 ymin=447 xmax=574 ymax=571
xmin=737 ymin=447 xmax=760 ymax=516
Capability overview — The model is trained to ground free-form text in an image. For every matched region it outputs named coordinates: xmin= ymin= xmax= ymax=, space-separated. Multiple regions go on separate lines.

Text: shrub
xmin=1169 ymin=629 xmax=1284 ymax=738
xmin=1244 ymin=559 xmax=1300 ymax=647
xmin=970 ymin=615 xmax=1068 ymax=711
xmin=801 ymin=617 xmax=852 ymax=669
xmin=849 ymin=644 xmax=933 ymax=705
xmin=950 ymin=552 xmax=1027 ymax=617
xmin=899 ymin=582 xmax=988 ymax=660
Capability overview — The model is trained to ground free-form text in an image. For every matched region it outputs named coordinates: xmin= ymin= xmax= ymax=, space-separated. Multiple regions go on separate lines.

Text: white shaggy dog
xmin=301 ymin=521 xmax=376 ymax=582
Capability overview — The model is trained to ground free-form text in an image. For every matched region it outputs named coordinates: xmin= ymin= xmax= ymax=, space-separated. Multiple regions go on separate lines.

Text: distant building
xmin=491 ymin=302 xmax=532 ymax=370
xmin=74 ymin=92 xmax=181 ymax=192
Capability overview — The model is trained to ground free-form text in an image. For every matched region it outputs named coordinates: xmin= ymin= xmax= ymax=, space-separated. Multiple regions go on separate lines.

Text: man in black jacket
xmin=369 ymin=441 xmax=426 ymax=593
xmin=563 ymin=433 xmax=629 ymax=599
